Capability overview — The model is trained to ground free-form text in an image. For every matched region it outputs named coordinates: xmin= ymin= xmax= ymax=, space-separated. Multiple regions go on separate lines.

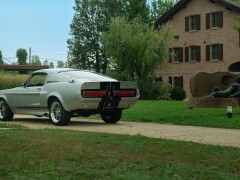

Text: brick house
xmin=154 ymin=0 xmax=240 ymax=98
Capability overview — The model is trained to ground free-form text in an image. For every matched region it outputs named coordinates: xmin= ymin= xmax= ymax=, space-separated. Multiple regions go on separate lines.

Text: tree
xmin=150 ymin=0 xmax=179 ymax=23
xmin=57 ymin=61 xmax=65 ymax=68
xmin=68 ymin=0 xmax=136 ymax=74
xmin=102 ymin=17 xmax=172 ymax=98
xmin=68 ymin=0 xmax=175 ymax=75
xmin=125 ymin=0 xmax=150 ymax=23
xmin=16 ymin=48 xmax=28 ymax=65
xmin=49 ymin=62 xmax=54 ymax=68
xmin=31 ymin=55 xmax=42 ymax=65
xmin=0 ymin=50 xmax=3 ymax=64
xmin=43 ymin=59 xmax=49 ymax=66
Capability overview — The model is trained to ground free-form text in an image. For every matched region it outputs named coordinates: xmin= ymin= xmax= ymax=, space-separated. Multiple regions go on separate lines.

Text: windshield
xmin=60 ymin=71 xmax=115 ymax=81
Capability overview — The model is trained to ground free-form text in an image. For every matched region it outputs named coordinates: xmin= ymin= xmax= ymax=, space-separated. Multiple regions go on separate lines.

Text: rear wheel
xmin=0 ymin=99 xmax=14 ymax=121
xmin=100 ymin=110 xmax=122 ymax=123
xmin=49 ymin=99 xmax=70 ymax=126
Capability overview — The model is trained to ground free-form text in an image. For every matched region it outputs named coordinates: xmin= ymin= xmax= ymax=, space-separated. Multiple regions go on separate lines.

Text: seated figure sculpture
xmin=204 ymin=76 xmax=240 ymax=98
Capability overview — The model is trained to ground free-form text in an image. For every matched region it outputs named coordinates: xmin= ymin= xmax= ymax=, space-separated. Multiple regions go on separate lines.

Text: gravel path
xmin=1 ymin=115 xmax=240 ymax=148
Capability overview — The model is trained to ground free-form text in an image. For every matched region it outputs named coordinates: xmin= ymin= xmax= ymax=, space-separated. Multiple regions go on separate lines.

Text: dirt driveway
xmin=1 ymin=115 xmax=240 ymax=148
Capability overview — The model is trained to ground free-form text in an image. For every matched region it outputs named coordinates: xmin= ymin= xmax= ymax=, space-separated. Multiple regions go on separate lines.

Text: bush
xmin=138 ymin=80 xmax=172 ymax=100
xmin=170 ymin=87 xmax=186 ymax=101
xmin=159 ymin=82 xmax=172 ymax=100
xmin=139 ymin=79 xmax=159 ymax=100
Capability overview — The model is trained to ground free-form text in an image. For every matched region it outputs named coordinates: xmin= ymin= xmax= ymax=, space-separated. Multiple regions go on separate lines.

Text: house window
xmin=169 ymin=47 xmax=183 ymax=63
xmin=190 ymin=16 xmax=197 ymax=30
xmin=211 ymin=12 xmax=218 ymax=28
xmin=185 ymin=15 xmax=200 ymax=32
xmin=190 ymin=46 xmax=197 ymax=61
xmin=173 ymin=48 xmax=180 ymax=62
xmin=211 ymin=44 xmax=219 ymax=60
xmin=206 ymin=44 xmax=223 ymax=61
xmin=206 ymin=12 xmax=223 ymax=29
xmin=185 ymin=46 xmax=201 ymax=62
xmin=169 ymin=76 xmax=183 ymax=88
xmin=155 ymin=76 xmax=163 ymax=83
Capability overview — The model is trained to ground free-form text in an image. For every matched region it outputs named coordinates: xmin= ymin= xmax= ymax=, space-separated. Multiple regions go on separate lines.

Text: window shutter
xmin=196 ymin=15 xmax=201 ymax=30
xmin=185 ymin=47 xmax=189 ymax=62
xmin=185 ymin=16 xmax=189 ymax=32
xmin=206 ymin=13 xmax=210 ymax=29
xmin=197 ymin=46 xmax=201 ymax=61
xmin=218 ymin=44 xmax=223 ymax=60
xmin=169 ymin=76 xmax=172 ymax=86
xmin=179 ymin=47 xmax=183 ymax=62
xmin=169 ymin=48 xmax=172 ymax=63
xmin=206 ymin=45 xmax=210 ymax=61
xmin=159 ymin=77 xmax=163 ymax=83
xmin=218 ymin=11 xmax=223 ymax=28
xmin=173 ymin=77 xmax=177 ymax=87
xmin=180 ymin=76 xmax=184 ymax=88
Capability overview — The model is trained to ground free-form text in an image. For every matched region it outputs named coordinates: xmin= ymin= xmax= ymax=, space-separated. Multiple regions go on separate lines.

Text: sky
xmin=0 ymin=0 xmax=75 ymax=65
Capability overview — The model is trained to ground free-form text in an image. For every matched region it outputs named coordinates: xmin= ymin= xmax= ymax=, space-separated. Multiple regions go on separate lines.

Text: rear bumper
xmin=66 ymin=97 xmax=138 ymax=111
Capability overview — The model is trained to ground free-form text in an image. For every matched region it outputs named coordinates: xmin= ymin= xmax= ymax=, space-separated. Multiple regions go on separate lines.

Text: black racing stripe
xmin=100 ymin=82 xmax=110 ymax=90
xmin=98 ymin=82 xmax=121 ymax=111
xmin=111 ymin=82 xmax=120 ymax=90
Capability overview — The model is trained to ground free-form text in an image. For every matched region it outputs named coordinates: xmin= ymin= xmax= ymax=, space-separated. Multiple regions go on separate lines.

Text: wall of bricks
xmin=156 ymin=0 xmax=240 ymax=98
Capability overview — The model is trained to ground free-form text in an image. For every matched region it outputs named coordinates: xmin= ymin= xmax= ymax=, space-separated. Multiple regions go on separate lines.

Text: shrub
xmin=170 ymin=87 xmax=186 ymax=101
xmin=159 ymin=82 xmax=172 ymax=100
xmin=138 ymin=78 xmax=163 ymax=100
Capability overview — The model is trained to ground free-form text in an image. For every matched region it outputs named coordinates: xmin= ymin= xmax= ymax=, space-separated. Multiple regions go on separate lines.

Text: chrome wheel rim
xmin=50 ymin=102 xmax=62 ymax=123
xmin=0 ymin=101 xmax=6 ymax=119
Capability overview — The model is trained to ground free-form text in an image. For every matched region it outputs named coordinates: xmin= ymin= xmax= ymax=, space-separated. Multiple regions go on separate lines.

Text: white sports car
xmin=0 ymin=69 xmax=139 ymax=125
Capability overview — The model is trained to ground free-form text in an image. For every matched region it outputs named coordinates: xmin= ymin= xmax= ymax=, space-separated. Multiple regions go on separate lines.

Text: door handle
xmin=36 ymin=88 xmax=41 ymax=90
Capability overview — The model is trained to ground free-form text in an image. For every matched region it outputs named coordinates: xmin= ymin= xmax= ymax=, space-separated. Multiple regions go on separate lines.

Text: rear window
xmin=60 ymin=71 xmax=115 ymax=81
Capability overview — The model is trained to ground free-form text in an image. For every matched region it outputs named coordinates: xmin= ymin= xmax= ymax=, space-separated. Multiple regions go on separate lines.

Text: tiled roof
xmin=155 ymin=0 xmax=240 ymax=27
xmin=224 ymin=0 xmax=240 ymax=7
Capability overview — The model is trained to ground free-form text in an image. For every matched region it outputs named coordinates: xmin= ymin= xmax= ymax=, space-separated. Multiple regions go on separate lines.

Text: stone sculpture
xmin=188 ymin=72 xmax=240 ymax=108
xmin=204 ymin=76 xmax=240 ymax=98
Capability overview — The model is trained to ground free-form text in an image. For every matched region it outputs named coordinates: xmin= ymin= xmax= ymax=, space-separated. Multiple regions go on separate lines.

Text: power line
xmin=32 ymin=50 xmax=67 ymax=56
xmin=3 ymin=57 xmax=17 ymax=60
xmin=3 ymin=57 xmax=14 ymax=64
xmin=38 ymin=57 xmax=67 ymax=62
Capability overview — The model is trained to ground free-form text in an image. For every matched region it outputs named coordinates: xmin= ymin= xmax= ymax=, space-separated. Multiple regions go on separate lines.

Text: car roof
xmin=34 ymin=68 xmax=93 ymax=74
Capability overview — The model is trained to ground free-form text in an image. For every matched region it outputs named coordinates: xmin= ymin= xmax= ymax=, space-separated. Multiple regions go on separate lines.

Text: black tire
xmin=100 ymin=110 xmax=122 ymax=123
xmin=0 ymin=99 xmax=14 ymax=121
xmin=49 ymin=99 xmax=70 ymax=126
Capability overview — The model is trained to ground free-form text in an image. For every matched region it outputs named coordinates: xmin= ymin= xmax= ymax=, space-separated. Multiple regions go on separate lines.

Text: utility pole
xmin=29 ymin=47 xmax=31 ymax=65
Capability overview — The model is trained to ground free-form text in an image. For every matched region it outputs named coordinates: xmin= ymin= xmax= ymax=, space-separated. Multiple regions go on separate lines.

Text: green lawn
xmin=0 ymin=128 xmax=240 ymax=179
xmin=119 ymin=100 xmax=240 ymax=129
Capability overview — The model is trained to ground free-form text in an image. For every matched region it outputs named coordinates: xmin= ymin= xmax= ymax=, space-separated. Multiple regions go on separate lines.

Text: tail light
xmin=82 ymin=91 xmax=106 ymax=98
xmin=114 ymin=90 xmax=136 ymax=97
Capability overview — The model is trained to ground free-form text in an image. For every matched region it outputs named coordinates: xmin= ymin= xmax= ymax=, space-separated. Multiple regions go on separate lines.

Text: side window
xmin=206 ymin=12 xmax=223 ymax=29
xmin=27 ymin=73 xmax=47 ymax=87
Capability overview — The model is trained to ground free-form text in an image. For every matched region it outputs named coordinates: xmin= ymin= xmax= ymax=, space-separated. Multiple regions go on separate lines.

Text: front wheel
xmin=100 ymin=110 xmax=122 ymax=123
xmin=0 ymin=99 xmax=14 ymax=121
xmin=49 ymin=99 xmax=70 ymax=126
